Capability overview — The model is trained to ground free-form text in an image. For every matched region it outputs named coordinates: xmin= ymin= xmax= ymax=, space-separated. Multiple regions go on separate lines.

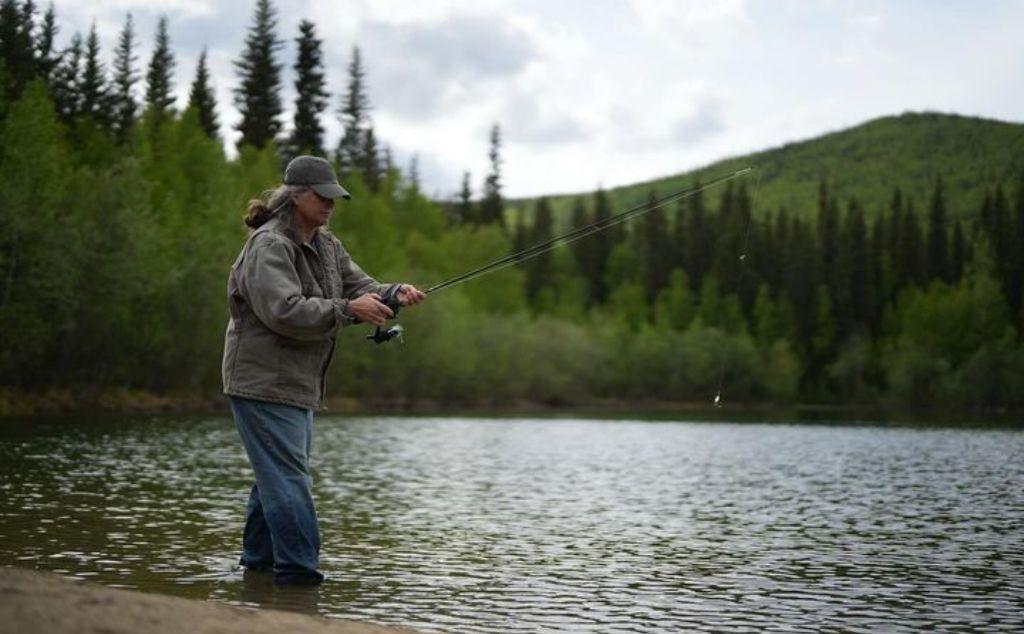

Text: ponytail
xmin=243 ymin=185 xmax=300 ymax=229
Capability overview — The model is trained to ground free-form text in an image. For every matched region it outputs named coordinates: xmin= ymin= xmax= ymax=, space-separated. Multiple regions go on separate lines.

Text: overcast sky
xmin=52 ymin=0 xmax=1024 ymax=198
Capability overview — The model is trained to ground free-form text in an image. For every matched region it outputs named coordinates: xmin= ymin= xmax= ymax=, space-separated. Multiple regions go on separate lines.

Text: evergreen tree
xmin=234 ymin=0 xmax=283 ymax=150
xmin=335 ymin=45 xmax=369 ymax=174
xmin=0 ymin=0 xmax=36 ymax=99
xmin=145 ymin=16 xmax=175 ymax=124
xmin=50 ymin=30 xmax=81 ymax=123
xmin=524 ymin=197 xmax=553 ymax=306
xmin=984 ymin=186 xmax=1014 ymax=313
xmin=187 ymin=48 xmax=219 ymax=140
xmin=817 ymin=181 xmax=839 ymax=301
xmin=406 ymin=154 xmax=419 ymax=191
xmin=840 ymin=199 xmax=868 ymax=336
xmin=456 ymin=171 xmax=473 ymax=224
xmin=899 ymin=198 xmax=925 ymax=288
xmin=886 ymin=188 xmax=903 ymax=262
xmin=866 ymin=214 xmax=887 ymax=335
xmin=926 ymin=176 xmax=949 ymax=283
xmin=360 ymin=125 xmax=380 ymax=192
xmin=783 ymin=216 xmax=821 ymax=365
xmin=641 ymin=190 xmax=671 ymax=305
xmin=733 ymin=182 xmax=757 ymax=316
xmin=569 ymin=197 xmax=590 ymax=278
xmin=511 ymin=206 xmax=527 ymax=255
xmin=684 ymin=182 xmax=711 ymax=289
xmin=478 ymin=123 xmax=504 ymax=226
xmin=79 ymin=23 xmax=110 ymax=127
xmin=771 ymin=209 xmax=791 ymax=296
xmin=288 ymin=20 xmax=327 ymax=157
xmin=1008 ymin=177 xmax=1024 ymax=316
xmin=34 ymin=1 xmax=56 ymax=82
xmin=951 ymin=219 xmax=966 ymax=283
xmin=111 ymin=13 xmax=138 ymax=143
xmin=588 ymin=187 xmax=613 ymax=304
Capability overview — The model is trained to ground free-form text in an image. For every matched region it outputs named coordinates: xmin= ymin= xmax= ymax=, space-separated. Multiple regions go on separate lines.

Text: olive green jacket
xmin=221 ymin=215 xmax=392 ymax=410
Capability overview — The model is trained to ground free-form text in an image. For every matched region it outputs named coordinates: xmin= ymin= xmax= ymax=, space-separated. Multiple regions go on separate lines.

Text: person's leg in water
xmin=229 ymin=396 xmax=324 ymax=585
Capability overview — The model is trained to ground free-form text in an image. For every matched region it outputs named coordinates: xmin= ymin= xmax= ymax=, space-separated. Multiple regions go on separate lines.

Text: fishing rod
xmin=367 ymin=166 xmax=754 ymax=344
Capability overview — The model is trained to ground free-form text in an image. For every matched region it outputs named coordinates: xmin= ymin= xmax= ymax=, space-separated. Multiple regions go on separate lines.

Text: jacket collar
xmin=257 ymin=214 xmax=330 ymax=251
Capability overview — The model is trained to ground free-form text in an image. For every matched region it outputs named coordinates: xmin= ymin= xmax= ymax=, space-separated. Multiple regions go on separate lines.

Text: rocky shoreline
xmin=0 ymin=567 xmax=423 ymax=634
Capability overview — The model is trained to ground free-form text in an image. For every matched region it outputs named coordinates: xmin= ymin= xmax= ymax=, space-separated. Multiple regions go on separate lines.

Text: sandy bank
xmin=0 ymin=567 xmax=424 ymax=634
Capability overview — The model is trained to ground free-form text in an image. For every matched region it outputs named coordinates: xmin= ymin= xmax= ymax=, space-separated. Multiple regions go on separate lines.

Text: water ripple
xmin=1 ymin=416 xmax=1022 ymax=632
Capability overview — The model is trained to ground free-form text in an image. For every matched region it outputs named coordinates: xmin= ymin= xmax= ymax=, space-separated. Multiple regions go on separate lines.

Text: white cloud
xmin=36 ymin=0 xmax=1024 ymax=197
xmin=361 ymin=15 xmax=537 ymax=120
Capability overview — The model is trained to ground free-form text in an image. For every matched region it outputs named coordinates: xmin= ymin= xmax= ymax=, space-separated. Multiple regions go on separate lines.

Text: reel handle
xmin=366 ymin=285 xmax=405 ymax=344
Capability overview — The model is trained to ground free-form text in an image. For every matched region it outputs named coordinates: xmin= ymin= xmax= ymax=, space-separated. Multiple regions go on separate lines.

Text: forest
xmin=1 ymin=0 xmax=1023 ymax=413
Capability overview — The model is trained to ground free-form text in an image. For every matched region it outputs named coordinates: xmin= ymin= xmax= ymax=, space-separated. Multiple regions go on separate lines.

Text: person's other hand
xmin=397 ymin=284 xmax=427 ymax=306
xmin=346 ymin=293 xmax=394 ymax=326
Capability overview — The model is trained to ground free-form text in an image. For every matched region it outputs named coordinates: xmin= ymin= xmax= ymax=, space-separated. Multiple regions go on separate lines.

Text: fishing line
xmin=713 ymin=167 xmax=761 ymax=407
xmin=372 ymin=167 xmax=758 ymax=354
xmin=425 ymin=167 xmax=753 ymax=296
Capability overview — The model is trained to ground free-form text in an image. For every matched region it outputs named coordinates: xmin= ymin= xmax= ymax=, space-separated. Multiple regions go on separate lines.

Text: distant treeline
xmin=1 ymin=0 xmax=1023 ymax=411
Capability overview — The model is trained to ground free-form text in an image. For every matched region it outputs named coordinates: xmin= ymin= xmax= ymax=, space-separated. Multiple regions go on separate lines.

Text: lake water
xmin=1 ymin=414 xmax=1022 ymax=632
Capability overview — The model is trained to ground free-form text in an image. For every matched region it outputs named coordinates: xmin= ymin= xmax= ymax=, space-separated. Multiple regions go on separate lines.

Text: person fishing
xmin=221 ymin=155 xmax=426 ymax=585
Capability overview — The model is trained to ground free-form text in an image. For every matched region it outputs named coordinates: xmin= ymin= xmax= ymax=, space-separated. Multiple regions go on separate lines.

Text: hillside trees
xmin=0 ymin=2 xmax=1021 ymax=411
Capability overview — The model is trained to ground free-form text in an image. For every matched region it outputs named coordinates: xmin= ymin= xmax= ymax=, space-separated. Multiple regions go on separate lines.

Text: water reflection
xmin=1 ymin=415 xmax=1023 ymax=632
xmin=235 ymin=569 xmax=322 ymax=614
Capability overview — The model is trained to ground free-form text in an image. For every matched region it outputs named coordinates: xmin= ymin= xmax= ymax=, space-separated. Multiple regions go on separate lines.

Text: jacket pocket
xmin=277 ymin=337 xmax=322 ymax=392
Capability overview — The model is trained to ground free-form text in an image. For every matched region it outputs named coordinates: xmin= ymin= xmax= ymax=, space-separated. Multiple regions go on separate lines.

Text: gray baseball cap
xmin=283 ymin=155 xmax=351 ymax=200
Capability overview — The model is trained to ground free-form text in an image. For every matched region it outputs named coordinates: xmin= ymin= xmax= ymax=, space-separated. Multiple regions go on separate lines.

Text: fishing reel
xmin=366 ymin=285 xmax=405 ymax=345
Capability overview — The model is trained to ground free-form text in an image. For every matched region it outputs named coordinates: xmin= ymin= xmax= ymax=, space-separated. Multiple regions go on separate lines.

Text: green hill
xmin=508 ymin=112 xmax=1024 ymax=225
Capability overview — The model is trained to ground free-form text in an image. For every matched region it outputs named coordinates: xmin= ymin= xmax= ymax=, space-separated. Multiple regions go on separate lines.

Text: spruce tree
xmin=783 ymin=216 xmax=821 ymax=367
xmin=111 ymin=13 xmax=138 ymax=143
xmin=511 ymin=207 xmax=527 ymax=255
xmin=187 ymin=48 xmax=219 ymax=139
xmin=841 ymin=199 xmax=868 ymax=335
xmin=0 ymin=0 xmax=36 ymax=98
xmin=867 ymin=214 xmax=886 ymax=335
xmin=145 ymin=16 xmax=175 ymax=124
xmin=233 ymin=0 xmax=283 ymax=150
xmin=50 ymin=31 xmax=81 ymax=124
xmin=589 ymin=187 xmax=613 ymax=304
xmin=525 ymin=197 xmax=553 ymax=306
xmin=569 ymin=197 xmax=591 ymax=279
xmin=642 ymin=190 xmax=671 ymax=305
xmin=817 ymin=181 xmax=839 ymax=301
xmin=773 ymin=209 xmax=791 ymax=296
xmin=926 ymin=175 xmax=949 ymax=283
xmin=900 ymin=198 xmax=925 ymax=288
xmin=289 ymin=19 xmax=327 ymax=157
xmin=360 ymin=126 xmax=381 ymax=192
xmin=479 ymin=123 xmax=504 ymax=226
xmin=80 ymin=23 xmax=110 ymax=127
xmin=1010 ymin=177 xmax=1024 ymax=316
xmin=685 ymin=182 xmax=710 ymax=289
xmin=951 ymin=219 xmax=966 ymax=283
xmin=456 ymin=171 xmax=473 ymax=224
xmin=335 ymin=45 xmax=369 ymax=174
xmin=406 ymin=154 xmax=419 ymax=191
xmin=34 ymin=1 xmax=56 ymax=82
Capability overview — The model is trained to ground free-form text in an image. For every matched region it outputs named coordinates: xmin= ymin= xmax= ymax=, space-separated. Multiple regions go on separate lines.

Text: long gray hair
xmin=243 ymin=184 xmax=304 ymax=229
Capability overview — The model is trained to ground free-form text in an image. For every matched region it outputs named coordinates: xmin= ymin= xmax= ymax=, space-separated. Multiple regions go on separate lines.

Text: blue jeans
xmin=228 ymin=396 xmax=324 ymax=585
